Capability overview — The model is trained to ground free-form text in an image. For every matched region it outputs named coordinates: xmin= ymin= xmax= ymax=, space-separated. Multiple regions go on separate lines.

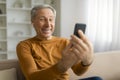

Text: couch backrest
xmin=68 ymin=51 xmax=120 ymax=80
xmin=0 ymin=59 xmax=25 ymax=80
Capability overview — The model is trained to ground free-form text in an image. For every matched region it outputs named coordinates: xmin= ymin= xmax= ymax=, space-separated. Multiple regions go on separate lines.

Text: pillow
xmin=0 ymin=68 xmax=17 ymax=80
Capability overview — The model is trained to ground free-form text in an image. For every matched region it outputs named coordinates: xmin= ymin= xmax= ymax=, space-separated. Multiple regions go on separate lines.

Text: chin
xmin=44 ymin=34 xmax=52 ymax=38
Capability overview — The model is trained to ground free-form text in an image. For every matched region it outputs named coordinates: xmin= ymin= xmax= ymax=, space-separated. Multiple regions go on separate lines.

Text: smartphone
xmin=73 ymin=23 xmax=86 ymax=38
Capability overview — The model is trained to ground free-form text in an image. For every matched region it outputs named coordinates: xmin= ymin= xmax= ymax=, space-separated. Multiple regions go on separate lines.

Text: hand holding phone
xmin=73 ymin=23 xmax=86 ymax=38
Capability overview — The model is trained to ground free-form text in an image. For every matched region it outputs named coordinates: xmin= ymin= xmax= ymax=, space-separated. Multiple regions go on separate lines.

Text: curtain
xmin=86 ymin=0 xmax=120 ymax=52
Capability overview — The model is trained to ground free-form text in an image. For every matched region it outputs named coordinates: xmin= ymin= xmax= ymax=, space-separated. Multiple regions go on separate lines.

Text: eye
xmin=49 ymin=18 xmax=54 ymax=22
xmin=39 ymin=18 xmax=45 ymax=21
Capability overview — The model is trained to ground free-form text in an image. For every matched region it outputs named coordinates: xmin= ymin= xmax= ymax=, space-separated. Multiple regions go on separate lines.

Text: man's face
xmin=32 ymin=8 xmax=55 ymax=39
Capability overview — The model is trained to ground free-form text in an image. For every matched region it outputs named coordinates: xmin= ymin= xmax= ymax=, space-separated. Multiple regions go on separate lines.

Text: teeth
xmin=42 ymin=29 xmax=50 ymax=33
xmin=43 ymin=29 xmax=50 ymax=31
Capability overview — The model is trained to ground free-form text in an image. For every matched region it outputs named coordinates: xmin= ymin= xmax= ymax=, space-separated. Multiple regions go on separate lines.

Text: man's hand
xmin=57 ymin=30 xmax=94 ymax=72
xmin=71 ymin=30 xmax=94 ymax=66
xmin=57 ymin=42 xmax=78 ymax=72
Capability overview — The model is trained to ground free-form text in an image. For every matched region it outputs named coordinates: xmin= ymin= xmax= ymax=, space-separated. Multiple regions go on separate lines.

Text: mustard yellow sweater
xmin=16 ymin=36 xmax=88 ymax=80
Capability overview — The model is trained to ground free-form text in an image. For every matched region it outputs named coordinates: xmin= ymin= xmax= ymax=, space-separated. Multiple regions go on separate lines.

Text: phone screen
xmin=74 ymin=23 xmax=86 ymax=38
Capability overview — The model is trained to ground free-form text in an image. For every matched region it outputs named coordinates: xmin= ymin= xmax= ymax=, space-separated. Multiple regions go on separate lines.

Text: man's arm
xmin=56 ymin=30 xmax=94 ymax=75
xmin=16 ymin=41 xmax=64 ymax=80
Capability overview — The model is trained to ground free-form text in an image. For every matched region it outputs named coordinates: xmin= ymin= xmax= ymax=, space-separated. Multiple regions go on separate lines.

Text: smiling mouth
xmin=42 ymin=29 xmax=51 ymax=34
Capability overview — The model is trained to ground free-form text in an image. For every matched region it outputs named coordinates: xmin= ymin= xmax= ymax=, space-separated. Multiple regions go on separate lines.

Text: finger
xmin=71 ymin=46 xmax=83 ymax=60
xmin=78 ymin=32 xmax=93 ymax=51
xmin=78 ymin=30 xmax=85 ymax=40
xmin=71 ymin=35 xmax=88 ymax=51
xmin=77 ymin=30 xmax=93 ymax=51
xmin=71 ymin=40 xmax=87 ymax=53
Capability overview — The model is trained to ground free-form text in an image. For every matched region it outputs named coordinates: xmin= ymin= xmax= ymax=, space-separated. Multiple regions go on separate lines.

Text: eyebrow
xmin=38 ymin=15 xmax=55 ymax=18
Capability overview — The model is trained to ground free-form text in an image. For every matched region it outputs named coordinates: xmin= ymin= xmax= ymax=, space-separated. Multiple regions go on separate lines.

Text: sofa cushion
xmin=0 ymin=68 xmax=17 ymax=80
xmin=68 ymin=51 xmax=120 ymax=80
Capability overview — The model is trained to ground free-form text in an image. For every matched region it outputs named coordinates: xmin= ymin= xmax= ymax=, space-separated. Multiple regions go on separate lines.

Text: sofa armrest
xmin=0 ymin=59 xmax=25 ymax=80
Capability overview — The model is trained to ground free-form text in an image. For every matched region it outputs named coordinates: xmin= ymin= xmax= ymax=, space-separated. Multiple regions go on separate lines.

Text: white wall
xmin=60 ymin=0 xmax=88 ymax=38
xmin=49 ymin=0 xmax=61 ymax=36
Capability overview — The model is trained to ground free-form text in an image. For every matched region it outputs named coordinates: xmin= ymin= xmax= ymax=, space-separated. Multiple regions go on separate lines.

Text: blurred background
xmin=0 ymin=0 xmax=120 ymax=60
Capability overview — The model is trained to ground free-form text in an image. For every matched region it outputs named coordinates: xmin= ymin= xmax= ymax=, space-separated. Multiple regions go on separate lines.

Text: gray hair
xmin=31 ymin=4 xmax=56 ymax=19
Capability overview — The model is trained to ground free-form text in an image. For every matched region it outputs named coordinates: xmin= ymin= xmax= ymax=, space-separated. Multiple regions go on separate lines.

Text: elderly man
xmin=16 ymin=4 xmax=98 ymax=80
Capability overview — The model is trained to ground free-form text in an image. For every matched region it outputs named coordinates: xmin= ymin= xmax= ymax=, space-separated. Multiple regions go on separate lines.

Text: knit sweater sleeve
xmin=16 ymin=41 xmax=64 ymax=80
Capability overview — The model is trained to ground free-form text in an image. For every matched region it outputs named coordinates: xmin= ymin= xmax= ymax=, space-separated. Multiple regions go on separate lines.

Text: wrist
xmin=56 ymin=60 xmax=68 ymax=73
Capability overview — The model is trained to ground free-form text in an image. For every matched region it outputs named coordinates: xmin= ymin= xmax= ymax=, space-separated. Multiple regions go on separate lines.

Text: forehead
xmin=36 ymin=8 xmax=54 ymax=16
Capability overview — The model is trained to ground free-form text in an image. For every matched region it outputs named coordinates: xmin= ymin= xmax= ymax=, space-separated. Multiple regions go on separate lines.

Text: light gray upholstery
xmin=0 ymin=59 xmax=25 ymax=80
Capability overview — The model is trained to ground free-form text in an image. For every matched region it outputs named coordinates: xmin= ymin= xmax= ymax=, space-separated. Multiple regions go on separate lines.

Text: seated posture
xmin=16 ymin=4 xmax=94 ymax=80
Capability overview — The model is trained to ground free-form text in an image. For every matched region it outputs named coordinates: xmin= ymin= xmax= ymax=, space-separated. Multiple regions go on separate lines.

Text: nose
xmin=45 ymin=19 xmax=51 ymax=27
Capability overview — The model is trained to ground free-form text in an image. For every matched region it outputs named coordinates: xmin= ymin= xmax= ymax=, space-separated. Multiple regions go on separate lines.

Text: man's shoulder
xmin=17 ymin=37 xmax=35 ymax=46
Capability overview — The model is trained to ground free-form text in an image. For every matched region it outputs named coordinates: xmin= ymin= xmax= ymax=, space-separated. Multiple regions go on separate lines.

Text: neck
xmin=36 ymin=35 xmax=52 ymax=40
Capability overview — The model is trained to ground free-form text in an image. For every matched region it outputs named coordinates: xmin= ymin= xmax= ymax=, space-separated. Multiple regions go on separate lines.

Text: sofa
xmin=0 ymin=59 xmax=25 ymax=80
xmin=0 ymin=51 xmax=120 ymax=80
xmin=68 ymin=51 xmax=120 ymax=80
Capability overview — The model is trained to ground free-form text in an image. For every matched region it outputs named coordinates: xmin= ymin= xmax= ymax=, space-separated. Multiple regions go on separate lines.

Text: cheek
xmin=33 ymin=23 xmax=42 ymax=33
xmin=33 ymin=21 xmax=43 ymax=29
xmin=33 ymin=26 xmax=40 ymax=34
xmin=52 ymin=23 xmax=55 ymax=29
xmin=51 ymin=25 xmax=55 ymax=32
xmin=53 ymin=26 xmax=55 ymax=31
